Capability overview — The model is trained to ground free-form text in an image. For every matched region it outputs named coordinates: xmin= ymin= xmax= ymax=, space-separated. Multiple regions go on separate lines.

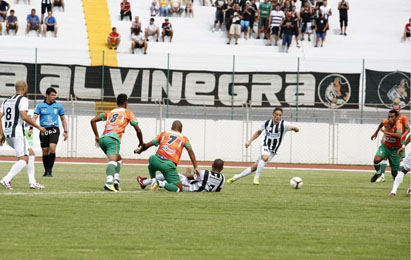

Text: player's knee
xmin=176 ymin=182 xmax=183 ymax=192
xmin=262 ymin=156 xmax=269 ymax=162
xmin=28 ymin=148 xmax=35 ymax=156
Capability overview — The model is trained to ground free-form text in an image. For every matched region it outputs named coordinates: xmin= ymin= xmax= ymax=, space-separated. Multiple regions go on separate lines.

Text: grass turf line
xmin=0 ymin=163 xmax=409 ymax=260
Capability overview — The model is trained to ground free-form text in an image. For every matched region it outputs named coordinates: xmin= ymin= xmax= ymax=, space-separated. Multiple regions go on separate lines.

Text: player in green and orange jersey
xmin=370 ymin=109 xmax=403 ymax=183
xmin=134 ymin=120 xmax=199 ymax=192
xmin=91 ymin=94 xmax=144 ymax=192
xmin=377 ymin=103 xmax=410 ymax=182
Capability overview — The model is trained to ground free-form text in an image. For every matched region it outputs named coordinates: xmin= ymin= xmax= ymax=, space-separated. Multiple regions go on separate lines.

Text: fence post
xmin=34 ymin=48 xmax=38 ymax=103
xmin=296 ymin=57 xmax=300 ymax=122
xmin=360 ymin=58 xmax=365 ymax=124
xmin=166 ymin=53 xmax=170 ymax=118
xmin=101 ymin=50 xmax=105 ymax=106
xmin=231 ymin=55 xmax=235 ymax=120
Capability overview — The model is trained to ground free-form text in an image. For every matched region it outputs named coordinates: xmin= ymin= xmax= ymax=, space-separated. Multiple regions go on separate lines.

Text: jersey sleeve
xmin=404 ymin=117 xmax=409 ymax=129
xmin=127 ymin=110 xmax=138 ymax=126
xmin=152 ymin=132 xmax=163 ymax=146
xmin=283 ymin=121 xmax=291 ymax=132
xmin=58 ymin=103 xmax=65 ymax=116
xmin=100 ymin=111 xmax=109 ymax=121
xmin=184 ymin=136 xmax=191 ymax=148
xmin=19 ymin=97 xmax=29 ymax=111
xmin=259 ymin=121 xmax=267 ymax=131
xmin=34 ymin=103 xmax=40 ymax=114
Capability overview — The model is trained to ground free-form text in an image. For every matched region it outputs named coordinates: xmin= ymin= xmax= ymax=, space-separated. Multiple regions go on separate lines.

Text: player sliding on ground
xmin=227 ymin=107 xmax=299 ymax=185
xmin=0 ymin=80 xmax=46 ymax=190
xmin=389 ymin=134 xmax=411 ymax=196
xmin=376 ymin=103 xmax=409 ymax=182
xmin=137 ymin=158 xmax=225 ymax=192
xmin=134 ymin=120 xmax=199 ymax=192
xmin=90 ymin=94 xmax=144 ymax=192
xmin=370 ymin=109 xmax=403 ymax=183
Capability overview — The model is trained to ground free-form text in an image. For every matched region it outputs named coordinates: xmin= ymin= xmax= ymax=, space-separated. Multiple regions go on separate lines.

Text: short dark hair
xmin=31 ymin=8 xmax=36 ymax=12
xmin=112 ymin=27 xmax=116 ymax=31
xmin=150 ymin=18 xmax=155 ymax=21
xmin=389 ymin=109 xmax=399 ymax=117
xmin=116 ymin=93 xmax=128 ymax=106
xmin=392 ymin=102 xmax=400 ymax=108
xmin=273 ymin=107 xmax=283 ymax=113
xmin=46 ymin=87 xmax=57 ymax=95
xmin=10 ymin=9 xmax=14 ymax=13
xmin=212 ymin=159 xmax=224 ymax=171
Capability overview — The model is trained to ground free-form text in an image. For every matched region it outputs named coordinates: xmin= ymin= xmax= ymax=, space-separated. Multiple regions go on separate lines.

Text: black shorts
xmin=40 ymin=127 xmax=60 ymax=148
xmin=135 ymin=42 xmax=144 ymax=48
xmin=46 ymin=25 xmax=55 ymax=31
xmin=225 ymin=20 xmax=231 ymax=31
xmin=53 ymin=0 xmax=62 ymax=6
xmin=407 ymin=31 xmax=411 ymax=37
xmin=340 ymin=15 xmax=348 ymax=27
xmin=164 ymin=30 xmax=171 ymax=36
xmin=41 ymin=3 xmax=52 ymax=14
xmin=271 ymin=26 xmax=280 ymax=35
xmin=8 ymin=24 xmax=16 ymax=30
xmin=215 ymin=10 xmax=224 ymax=24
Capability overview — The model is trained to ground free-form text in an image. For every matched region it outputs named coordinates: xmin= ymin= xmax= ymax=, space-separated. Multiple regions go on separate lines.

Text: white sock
xmin=114 ymin=173 xmax=120 ymax=183
xmin=391 ymin=171 xmax=405 ymax=194
xmin=27 ymin=156 xmax=36 ymax=185
xmin=142 ymin=178 xmax=152 ymax=186
xmin=2 ymin=160 xmax=27 ymax=183
xmin=156 ymin=174 xmax=165 ymax=181
xmin=254 ymin=160 xmax=267 ymax=179
xmin=106 ymin=175 xmax=114 ymax=184
xmin=234 ymin=167 xmax=253 ymax=180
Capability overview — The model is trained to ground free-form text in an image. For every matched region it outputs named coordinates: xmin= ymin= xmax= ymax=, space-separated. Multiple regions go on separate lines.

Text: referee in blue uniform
xmin=30 ymin=87 xmax=68 ymax=177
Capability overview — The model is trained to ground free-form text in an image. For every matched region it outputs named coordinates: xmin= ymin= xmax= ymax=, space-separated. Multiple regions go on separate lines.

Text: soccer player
xmin=389 ymin=134 xmax=411 ymax=196
xmin=134 ymin=120 xmax=199 ymax=192
xmin=137 ymin=158 xmax=225 ymax=192
xmin=227 ymin=107 xmax=299 ymax=185
xmin=90 ymin=94 xmax=144 ymax=192
xmin=370 ymin=109 xmax=403 ymax=182
xmin=30 ymin=87 xmax=68 ymax=177
xmin=0 ymin=80 xmax=46 ymax=190
xmin=377 ymin=103 xmax=410 ymax=182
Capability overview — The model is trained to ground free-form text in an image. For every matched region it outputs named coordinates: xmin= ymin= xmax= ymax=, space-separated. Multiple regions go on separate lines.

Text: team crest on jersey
xmin=377 ymin=72 xmax=410 ymax=109
xmin=162 ymin=145 xmax=176 ymax=155
xmin=54 ymin=108 xmax=58 ymax=114
xmin=318 ymin=74 xmax=352 ymax=109
xmin=41 ymin=109 xmax=47 ymax=113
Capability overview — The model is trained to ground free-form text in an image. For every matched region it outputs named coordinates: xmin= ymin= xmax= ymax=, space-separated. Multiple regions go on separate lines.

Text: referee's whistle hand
xmin=39 ymin=127 xmax=46 ymax=134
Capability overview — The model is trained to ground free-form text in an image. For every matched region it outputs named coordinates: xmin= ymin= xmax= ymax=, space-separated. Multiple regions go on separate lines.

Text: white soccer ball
xmin=290 ymin=177 xmax=303 ymax=189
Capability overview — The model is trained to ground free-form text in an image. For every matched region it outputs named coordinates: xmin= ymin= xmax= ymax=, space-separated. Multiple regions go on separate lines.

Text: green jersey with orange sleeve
xmin=398 ymin=114 xmax=409 ymax=142
xmin=382 ymin=119 xmax=403 ymax=149
xmin=152 ymin=131 xmax=191 ymax=165
xmin=99 ymin=107 xmax=138 ymax=142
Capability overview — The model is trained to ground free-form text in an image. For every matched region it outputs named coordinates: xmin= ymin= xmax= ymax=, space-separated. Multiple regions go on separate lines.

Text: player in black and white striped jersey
xmin=227 ymin=107 xmax=299 ymax=185
xmin=0 ymin=80 xmax=46 ymax=190
xmin=137 ymin=159 xmax=225 ymax=192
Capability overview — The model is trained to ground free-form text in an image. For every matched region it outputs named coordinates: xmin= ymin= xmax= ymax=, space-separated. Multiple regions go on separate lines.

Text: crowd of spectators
xmin=0 ymin=0 xmax=62 ymax=36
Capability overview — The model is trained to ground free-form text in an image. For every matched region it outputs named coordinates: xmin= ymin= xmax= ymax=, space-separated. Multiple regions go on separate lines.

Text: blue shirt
xmin=45 ymin=16 xmax=56 ymax=25
xmin=26 ymin=14 xmax=40 ymax=26
xmin=34 ymin=101 xmax=65 ymax=128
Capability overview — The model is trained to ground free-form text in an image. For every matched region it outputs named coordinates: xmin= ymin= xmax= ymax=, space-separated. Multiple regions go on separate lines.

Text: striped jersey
xmin=180 ymin=170 xmax=225 ymax=192
xmin=270 ymin=10 xmax=285 ymax=27
xmin=1 ymin=94 xmax=29 ymax=138
xmin=260 ymin=119 xmax=291 ymax=153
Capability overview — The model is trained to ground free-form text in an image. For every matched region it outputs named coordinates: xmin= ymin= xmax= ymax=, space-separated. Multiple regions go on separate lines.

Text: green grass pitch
xmin=0 ymin=162 xmax=410 ymax=260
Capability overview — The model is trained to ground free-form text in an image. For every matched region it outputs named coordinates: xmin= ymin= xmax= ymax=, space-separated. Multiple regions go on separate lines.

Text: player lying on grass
xmin=91 ymin=94 xmax=144 ymax=192
xmin=134 ymin=120 xmax=199 ymax=192
xmin=227 ymin=107 xmax=299 ymax=185
xmin=389 ymin=134 xmax=411 ymax=196
xmin=137 ymin=158 xmax=225 ymax=192
xmin=370 ymin=109 xmax=403 ymax=183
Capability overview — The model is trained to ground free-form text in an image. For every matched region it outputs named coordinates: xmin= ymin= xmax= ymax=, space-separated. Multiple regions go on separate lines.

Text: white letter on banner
xmin=218 ymin=74 xmax=248 ymax=106
xmin=141 ymin=70 xmax=150 ymax=102
xmin=251 ymin=74 xmax=282 ymax=106
xmin=0 ymin=64 xmax=27 ymax=96
xmin=109 ymin=68 xmax=139 ymax=98
xmin=39 ymin=65 xmax=71 ymax=99
xmin=151 ymin=70 xmax=182 ymax=103
xmin=284 ymin=74 xmax=315 ymax=106
xmin=73 ymin=66 xmax=100 ymax=99
xmin=185 ymin=73 xmax=215 ymax=105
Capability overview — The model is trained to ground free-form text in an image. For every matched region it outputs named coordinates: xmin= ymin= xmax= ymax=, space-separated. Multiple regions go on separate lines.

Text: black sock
xmin=42 ymin=155 xmax=49 ymax=173
xmin=48 ymin=153 xmax=56 ymax=173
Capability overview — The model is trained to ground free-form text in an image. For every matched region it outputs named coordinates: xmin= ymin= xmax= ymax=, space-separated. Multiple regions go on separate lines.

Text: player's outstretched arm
xmin=397 ymin=135 xmax=411 ymax=155
xmin=245 ymin=130 xmax=262 ymax=148
xmin=134 ymin=141 xmax=154 ymax=154
xmin=0 ymin=112 xmax=5 ymax=145
xmin=21 ymin=111 xmax=45 ymax=134
xmin=90 ymin=114 xmax=103 ymax=146
xmin=132 ymin=124 xmax=144 ymax=147
xmin=186 ymin=146 xmax=200 ymax=177
xmin=371 ymin=122 xmax=383 ymax=140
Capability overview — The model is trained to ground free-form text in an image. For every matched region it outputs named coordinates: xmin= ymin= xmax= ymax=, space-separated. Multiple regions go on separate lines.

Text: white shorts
xmin=6 ymin=137 xmax=29 ymax=157
xmin=257 ymin=145 xmax=275 ymax=162
xmin=403 ymin=153 xmax=411 ymax=172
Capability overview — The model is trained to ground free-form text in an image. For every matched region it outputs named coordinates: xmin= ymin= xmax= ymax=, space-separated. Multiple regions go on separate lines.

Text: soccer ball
xmin=290 ymin=177 xmax=303 ymax=189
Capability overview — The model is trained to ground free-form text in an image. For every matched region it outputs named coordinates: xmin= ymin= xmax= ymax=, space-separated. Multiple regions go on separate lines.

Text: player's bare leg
xmin=227 ymin=161 xmax=258 ymax=184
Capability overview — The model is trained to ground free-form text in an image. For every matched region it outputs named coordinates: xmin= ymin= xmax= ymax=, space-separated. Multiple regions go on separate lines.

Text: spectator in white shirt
xmin=131 ymin=29 xmax=148 ymax=54
xmin=150 ymin=0 xmax=160 ymax=16
xmin=319 ymin=0 xmax=331 ymax=21
xmin=144 ymin=17 xmax=160 ymax=41
xmin=267 ymin=4 xmax=284 ymax=46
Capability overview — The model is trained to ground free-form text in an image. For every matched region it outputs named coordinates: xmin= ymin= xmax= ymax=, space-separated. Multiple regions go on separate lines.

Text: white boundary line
xmin=0 ymin=191 xmax=143 ymax=196
xmin=0 ymin=160 xmax=373 ymax=172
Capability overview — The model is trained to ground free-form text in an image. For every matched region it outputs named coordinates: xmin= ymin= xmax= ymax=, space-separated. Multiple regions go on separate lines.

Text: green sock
xmin=380 ymin=162 xmax=387 ymax=174
xmin=374 ymin=164 xmax=381 ymax=174
xmin=164 ymin=183 xmax=179 ymax=192
xmin=115 ymin=161 xmax=121 ymax=174
xmin=106 ymin=162 xmax=116 ymax=184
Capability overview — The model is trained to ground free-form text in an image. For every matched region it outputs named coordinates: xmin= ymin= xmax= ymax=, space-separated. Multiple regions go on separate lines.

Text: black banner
xmin=0 ymin=61 xmax=360 ymax=108
xmin=365 ymin=69 xmax=411 ymax=108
